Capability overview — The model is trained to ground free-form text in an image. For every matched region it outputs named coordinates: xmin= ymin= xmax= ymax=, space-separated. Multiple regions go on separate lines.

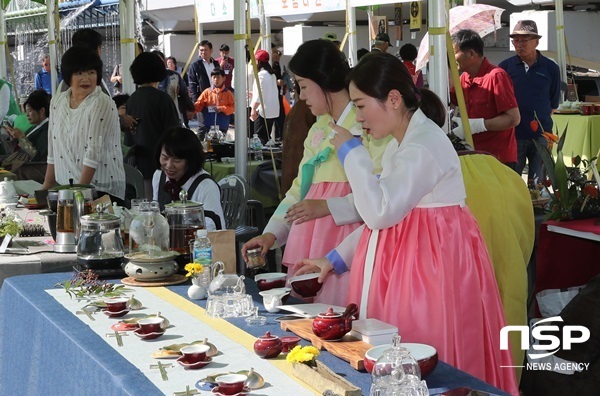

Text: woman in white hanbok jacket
xmin=295 ymin=53 xmax=518 ymax=395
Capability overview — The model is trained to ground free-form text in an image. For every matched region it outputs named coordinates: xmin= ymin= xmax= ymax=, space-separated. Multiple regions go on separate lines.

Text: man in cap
xmin=499 ymin=20 xmax=561 ymax=182
xmin=216 ymin=44 xmax=234 ymax=90
xmin=371 ymin=32 xmax=392 ymax=53
xmin=450 ymin=29 xmax=521 ymax=169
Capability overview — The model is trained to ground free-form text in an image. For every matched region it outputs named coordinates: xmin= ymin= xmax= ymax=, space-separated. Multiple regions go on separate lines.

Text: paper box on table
xmin=349 ymin=318 xmax=397 ymax=346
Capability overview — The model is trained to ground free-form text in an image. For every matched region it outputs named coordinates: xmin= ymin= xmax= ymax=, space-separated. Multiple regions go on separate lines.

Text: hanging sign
xmin=195 ymin=0 xmax=234 ymax=23
xmin=262 ymin=0 xmax=345 ymax=17
xmin=394 ymin=3 xmax=402 ymax=41
xmin=195 ymin=0 xmax=346 ymax=21
xmin=410 ymin=1 xmax=421 ymax=32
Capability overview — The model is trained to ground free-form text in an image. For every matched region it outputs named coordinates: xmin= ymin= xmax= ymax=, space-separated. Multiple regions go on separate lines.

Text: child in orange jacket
xmin=194 ymin=69 xmax=235 ymax=133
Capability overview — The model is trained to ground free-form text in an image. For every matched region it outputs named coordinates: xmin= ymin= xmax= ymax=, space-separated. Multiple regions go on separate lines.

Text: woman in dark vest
xmin=152 ymin=127 xmax=225 ymax=230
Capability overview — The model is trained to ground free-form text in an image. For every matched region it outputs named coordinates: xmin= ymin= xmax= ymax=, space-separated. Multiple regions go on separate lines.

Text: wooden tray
xmin=280 ymin=319 xmax=372 ymax=370
xmin=120 ymin=274 xmax=188 ymax=287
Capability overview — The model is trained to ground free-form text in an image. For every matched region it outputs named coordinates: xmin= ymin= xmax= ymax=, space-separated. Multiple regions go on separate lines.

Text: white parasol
xmin=415 ymin=4 xmax=505 ymax=71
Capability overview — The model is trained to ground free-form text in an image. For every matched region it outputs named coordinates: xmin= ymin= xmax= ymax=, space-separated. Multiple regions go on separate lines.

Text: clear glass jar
xmin=246 ymin=247 xmax=266 ymax=269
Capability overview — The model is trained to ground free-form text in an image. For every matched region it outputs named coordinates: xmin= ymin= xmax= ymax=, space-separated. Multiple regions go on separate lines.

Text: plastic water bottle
xmin=193 ymin=229 xmax=212 ymax=266
xmin=250 ymin=134 xmax=264 ymax=161
xmin=193 ymin=229 xmax=212 ymax=287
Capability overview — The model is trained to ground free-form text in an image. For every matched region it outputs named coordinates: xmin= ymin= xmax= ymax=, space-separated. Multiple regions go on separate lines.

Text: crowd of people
xmin=0 ymin=19 xmax=563 ymax=395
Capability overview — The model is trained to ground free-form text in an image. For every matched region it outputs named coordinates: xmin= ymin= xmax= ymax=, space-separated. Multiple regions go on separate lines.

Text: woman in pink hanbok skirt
xmin=241 ymin=40 xmax=389 ymax=307
xmin=295 ymin=53 xmax=519 ymax=395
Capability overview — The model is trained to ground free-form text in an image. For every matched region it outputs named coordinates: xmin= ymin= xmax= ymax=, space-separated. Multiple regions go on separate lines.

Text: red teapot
xmin=253 ymin=331 xmax=283 ymax=359
xmin=312 ymin=303 xmax=359 ymax=340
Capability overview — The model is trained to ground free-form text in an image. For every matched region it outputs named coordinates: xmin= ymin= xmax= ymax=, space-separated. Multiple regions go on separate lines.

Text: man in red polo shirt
xmin=450 ymin=29 xmax=521 ymax=169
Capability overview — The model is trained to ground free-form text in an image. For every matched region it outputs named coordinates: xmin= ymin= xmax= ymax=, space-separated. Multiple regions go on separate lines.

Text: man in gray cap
xmin=499 ymin=20 xmax=561 ymax=182
xmin=372 ymin=32 xmax=392 ymax=53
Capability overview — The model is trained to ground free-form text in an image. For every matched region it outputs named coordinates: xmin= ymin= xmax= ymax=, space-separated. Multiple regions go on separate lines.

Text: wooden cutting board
xmin=280 ymin=319 xmax=372 ymax=370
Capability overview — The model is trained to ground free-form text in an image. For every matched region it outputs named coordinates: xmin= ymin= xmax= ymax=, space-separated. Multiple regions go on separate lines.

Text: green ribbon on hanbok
xmin=299 ymin=147 xmax=332 ymax=201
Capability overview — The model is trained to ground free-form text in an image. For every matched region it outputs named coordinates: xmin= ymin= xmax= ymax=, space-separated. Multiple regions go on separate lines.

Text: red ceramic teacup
xmin=289 ymin=273 xmax=322 ymax=298
xmin=280 ymin=336 xmax=301 ymax=353
xmin=137 ymin=317 xmax=164 ymax=334
xmin=180 ymin=344 xmax=210 ymax=364
xmin=254 ymin=272 xmax=287 ymax=291
xmin=215 ymin=374 xmax=248 ymax=395
xmin=105 ymin=297 xmax=128 ymax=313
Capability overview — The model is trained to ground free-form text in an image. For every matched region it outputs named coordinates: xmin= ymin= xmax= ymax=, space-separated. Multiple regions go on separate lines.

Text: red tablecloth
xmin=536 ymin=219 xmax=600 ymax=301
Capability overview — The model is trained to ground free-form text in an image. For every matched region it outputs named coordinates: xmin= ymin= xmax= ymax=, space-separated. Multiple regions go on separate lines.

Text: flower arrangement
xmin=55 ymin=269 xmax=128 ymax=299
xmin=531 ymin=111 xmax=559 ymax=150
xmin=534 ymin=126 xmax=600 ymax=221
xmin=184 ymin=263 xmax=204 ymax=279
xmin=286 ymin=345 xmax=320 ymax=368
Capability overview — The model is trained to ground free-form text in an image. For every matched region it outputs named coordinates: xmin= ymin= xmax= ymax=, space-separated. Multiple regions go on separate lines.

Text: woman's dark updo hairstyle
xmin=349 ymin=52 xmax=443 ymax=123
xmin=288 ymin=39 xmax=349 ymax=93
xmin=418 ymin=88 xmax=446 ymax=128
xmin=61 ymin=46 xmax=103 ymax=87
xmin=154 ymin=127 xmax=205 ymax=180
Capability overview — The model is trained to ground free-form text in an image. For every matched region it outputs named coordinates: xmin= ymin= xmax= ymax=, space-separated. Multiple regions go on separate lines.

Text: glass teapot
xmin=208 ymin=261 xmax=246 ymax=296
xmin=206 ymin=262 xmax=253 ymax=318
xmin=77 ymin=204 xmax=124 ymax=271
xmin=128 ymin=201 xmax=170 ymax=257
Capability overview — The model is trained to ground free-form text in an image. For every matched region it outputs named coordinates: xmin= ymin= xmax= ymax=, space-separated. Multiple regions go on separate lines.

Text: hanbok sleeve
xmin=337 ymin=138 xmax=446 ymax=230
xmin=326 ymin=194 xmax=362 ymax=226
xmin=263 ymin=124 xmax=320 ymax=247
xmin=325 ymin=224 xmax=365 ymax=274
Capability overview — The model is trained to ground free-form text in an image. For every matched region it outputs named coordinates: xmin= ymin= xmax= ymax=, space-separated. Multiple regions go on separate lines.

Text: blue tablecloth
xmin=0 ymin=273 xmax=509 ymax=395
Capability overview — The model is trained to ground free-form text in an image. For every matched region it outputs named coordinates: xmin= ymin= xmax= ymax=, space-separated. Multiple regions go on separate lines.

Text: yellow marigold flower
xmin=184 ymin=263 xmax=203 ymax=278
xmin=286 ymin=345 xmax=319 ymax=364
xmin=297 ymin=351 xmax=315 ymax=362
xmin=286 ymin=345 xmax=302 ymax=363
xmin=304 ymin=346 xmax=320 ymax=357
